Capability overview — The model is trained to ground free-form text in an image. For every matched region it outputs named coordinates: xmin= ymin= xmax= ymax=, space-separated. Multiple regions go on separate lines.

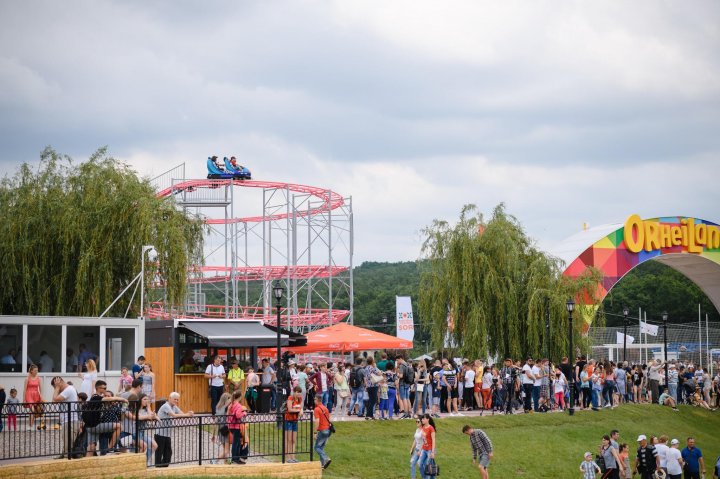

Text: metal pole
xmin=664 ymin=319 xmax=669 ymax=389
xmin=276 ymin=295 xmax=284 ymax=464
xmin=140 ymin=248 xmax=145 ymax=319
xmin=568 ymin=302 xmax=575 ymax=417
xmin=545 ymin=298 xmax=550 ymax=361
xmin=623 ymin=309 xmax=628 ymax=364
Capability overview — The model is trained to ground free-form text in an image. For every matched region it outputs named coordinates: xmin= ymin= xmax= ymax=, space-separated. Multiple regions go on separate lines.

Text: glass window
xmin=177 ymin=329 xmax=208 ymax=373
xmin=27 ymin=325 xmax=62 ymax=373
xmin=67 ymin=326 xmax=100 ymax=372
xmin=105 ymin=328 xmax=135 ymax=371
xmin=0 ymin=324 xmax=22 ymax=372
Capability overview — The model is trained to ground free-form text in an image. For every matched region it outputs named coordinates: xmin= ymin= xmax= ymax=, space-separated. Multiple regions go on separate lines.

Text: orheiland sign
xmin=624 ymin=214 xmax=720 ymax=254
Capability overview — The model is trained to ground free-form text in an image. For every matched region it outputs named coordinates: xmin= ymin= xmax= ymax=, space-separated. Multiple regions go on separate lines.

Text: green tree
xmin=419 ymin=204 xmax=603 ymax=361
xmin=0 ymin=147 xmax=204 ymax=317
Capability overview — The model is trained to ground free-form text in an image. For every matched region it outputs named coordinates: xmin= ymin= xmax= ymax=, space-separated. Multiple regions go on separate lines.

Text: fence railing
xmin=0 ymin=400 xmax=314 ymax=466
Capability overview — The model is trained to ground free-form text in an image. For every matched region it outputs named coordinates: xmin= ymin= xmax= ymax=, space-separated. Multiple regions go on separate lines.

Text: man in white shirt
xmin=260 ymin=358 xmax=277 ymax=410
xmin=655 ymin=435 xmax=670 ymax=471
xmin=531 ymin=361 xmax=542 ymax=412
xmin=204 ymin=355 xmax=226 ymax=415
xmin=51 ymin=376 xmax=79 ymax=458
xmin=463 ymin=363 xmax=476 ymax=410
xmin=665 ymin=438 xmax=684 ymax=479
xmin=648 ymin=359 xmax=664 ymax=404
xmin=522 ymin=358 xmax=535 ymax=413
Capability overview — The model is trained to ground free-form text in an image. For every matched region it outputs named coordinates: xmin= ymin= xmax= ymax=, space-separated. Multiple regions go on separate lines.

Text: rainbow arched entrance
xmin=551 ymin=215 xmax=720 ymax=331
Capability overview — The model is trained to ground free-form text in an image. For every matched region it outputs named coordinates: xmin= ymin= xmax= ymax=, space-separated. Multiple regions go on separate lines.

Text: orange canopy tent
xmin=284 ymin=322 xmax=413 ymax=353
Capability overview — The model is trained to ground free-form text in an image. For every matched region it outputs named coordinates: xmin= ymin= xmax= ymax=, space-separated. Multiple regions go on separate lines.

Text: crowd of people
xmin=581 ymin=430 xmax=712 ymax=479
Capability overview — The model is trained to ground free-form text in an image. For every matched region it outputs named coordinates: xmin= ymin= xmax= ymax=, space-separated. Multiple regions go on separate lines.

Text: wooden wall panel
xmin=175 ymin=374 xmax=211 ymax=413
xmin=144 ymin=347 xmax=174 ymax=401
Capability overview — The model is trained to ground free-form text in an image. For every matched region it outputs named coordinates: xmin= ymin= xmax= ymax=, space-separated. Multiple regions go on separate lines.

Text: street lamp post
xmin=622 ymin=306 xmax=629 ymax=364
xmin=566 ymin=298 xmax=575 ymax=416
xmin=140 ymin=245 xmax=155 ymax=319
xmin=272 ymin=281 xmax=285 ymax=463
xmin=662 ymin=311 xmax=669 ymax=389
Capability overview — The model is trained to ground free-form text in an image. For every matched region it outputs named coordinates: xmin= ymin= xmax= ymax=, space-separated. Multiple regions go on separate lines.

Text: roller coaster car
xmin=206 ymin=158 xmax=252 ymax=180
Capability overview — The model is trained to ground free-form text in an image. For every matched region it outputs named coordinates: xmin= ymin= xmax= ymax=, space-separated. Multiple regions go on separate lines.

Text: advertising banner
xmin=396 ymin=296 xmax=414 ymax=342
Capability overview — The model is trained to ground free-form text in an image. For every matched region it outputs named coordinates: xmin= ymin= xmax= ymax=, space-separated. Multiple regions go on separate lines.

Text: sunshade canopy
xmin=288 ymin=322 xmax=412 ymax=353
xmin=180 ymin=320 xmax=289 ymax=348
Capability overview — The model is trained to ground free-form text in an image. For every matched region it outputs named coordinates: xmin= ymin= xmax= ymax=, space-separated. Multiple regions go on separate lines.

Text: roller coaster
xmin=148 ymin=163 xmax=353 ymax=333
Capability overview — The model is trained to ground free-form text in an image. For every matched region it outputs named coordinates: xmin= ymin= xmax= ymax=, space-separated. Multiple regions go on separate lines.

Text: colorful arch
xmin=552 ymin=215 xmax=720 ymax=332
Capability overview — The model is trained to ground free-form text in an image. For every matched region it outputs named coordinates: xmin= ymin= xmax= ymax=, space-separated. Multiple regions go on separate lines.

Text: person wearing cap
xmin=666 ymin=439 xmax=684 ymax=479
xmin=580 ymin=451 xmax=601 ymax=479
xmin=227 ymin=358 xmax=245 ymax=395
xmin=634 ymin=434 xmax=661 ymax=479
xmin=681 ymin=437 xmax=705 ymax=479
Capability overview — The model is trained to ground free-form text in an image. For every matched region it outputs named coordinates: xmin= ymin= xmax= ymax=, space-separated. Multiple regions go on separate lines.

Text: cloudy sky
xmin=1 ymin=1 xmax=719 ymax=264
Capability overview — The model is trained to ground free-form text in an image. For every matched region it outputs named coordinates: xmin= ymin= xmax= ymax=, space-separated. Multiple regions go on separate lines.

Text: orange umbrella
xmin=284 ymin=322 xmax=412 ymax=353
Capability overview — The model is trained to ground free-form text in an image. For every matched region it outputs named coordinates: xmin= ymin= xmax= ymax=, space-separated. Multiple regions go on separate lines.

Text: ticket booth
xmin=144 ymin=319 xmax=304 ymax=413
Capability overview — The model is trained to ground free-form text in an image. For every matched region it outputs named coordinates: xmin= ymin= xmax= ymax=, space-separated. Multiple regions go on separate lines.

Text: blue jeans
xmin=314 ymin=429 xmax=331 ymax=465
xmin=349 ymin=387 xmax=365 ymax=416
xmin=210 ymin=385 xmax=224 ymax=415
xmin=418 ymin=449 xmax=432 ymax=479
xmin=602 ymin=380 xmax=615 ymax=406
xmin=322 ymin=390 xmax=332 ymax=412
xmin=668 ymin=383 xmax=677 ymax=402
xmin=410 ymin=449 xmax=422 ymax=479
xmin=366 ymin=386 xmax=378 ymax=418
xmin=591 ymin=389 xmax=600 ymax=409
xmin=532 ymin=386 xmax=540 ymax=411
xmin=387 ymin=388 xmax=397 ymax=418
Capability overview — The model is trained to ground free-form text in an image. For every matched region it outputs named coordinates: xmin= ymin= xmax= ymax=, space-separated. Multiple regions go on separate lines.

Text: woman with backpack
xmin=598 ymin=434 xmax=624 ymax=479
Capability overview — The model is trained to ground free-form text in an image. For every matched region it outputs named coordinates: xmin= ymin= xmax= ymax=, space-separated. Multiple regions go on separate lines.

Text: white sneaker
xmin=456 ymin=412 xmax=465 ymax=416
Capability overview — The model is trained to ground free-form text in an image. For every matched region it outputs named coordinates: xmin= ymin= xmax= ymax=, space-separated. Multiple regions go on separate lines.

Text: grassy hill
xmin=322 ymin=405 xmax=720 ymax=479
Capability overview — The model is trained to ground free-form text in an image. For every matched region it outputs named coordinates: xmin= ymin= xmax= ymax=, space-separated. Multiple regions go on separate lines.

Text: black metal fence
xmin=0 ymin=400 xmax=314 ymax=466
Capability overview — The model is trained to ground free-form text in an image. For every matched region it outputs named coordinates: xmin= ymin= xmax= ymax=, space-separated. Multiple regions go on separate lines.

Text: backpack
xmin=349 ymin=367 xmax=363 ymax=389
xmin=81 ymin=394 xmax=104 ymax=428
xmin=402 ymin=364 xmax=415 ymax=385
xmin=595 ymin=454 xmax=607 ymax=473
xmin=714 ymin=455 xmax=720 ymax=477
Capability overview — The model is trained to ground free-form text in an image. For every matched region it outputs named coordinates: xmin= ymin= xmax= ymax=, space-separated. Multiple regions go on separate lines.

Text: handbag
xmin=416 ymin=383 xmax=425 ymax=392
xmin=424 ymin=458 xmax=440 ymax=476
xmin=595 ymin=454 xmax=606 ymax=473
xmin=371 ymin=373 xmax=383 ymax=385
xmin=321 ymin=408 xmax=336 ymax=435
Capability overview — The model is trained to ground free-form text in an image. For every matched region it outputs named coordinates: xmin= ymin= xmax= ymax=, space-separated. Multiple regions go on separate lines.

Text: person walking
xmin=462 ymin=425 xmax=493 ymax=479
xmin=418 ymin=413 xmax=437 ymax=479
xmin=681 ymin=437 xmax=705 ymax=479
xmin=334 ymin=364 xmax=350 ymax=418
xmin=410 ymin=416 xmax=424 ymax=479
xmin=633 ymin=434 xmax=661 ymax=479
xmin=228 ymin=390 xmax=248 ymax=464
xmin=666 ymin=439 xmax=684 ymax=479
xmin=581 ymin=451 xmax=602 ymax=478
xmin=599 ymin=434 xmax=624 ymax=478
xmin=364 ymin=357 xmax=381 ymax=420
xmin=313 ymin=394 xmax=332 ymax=470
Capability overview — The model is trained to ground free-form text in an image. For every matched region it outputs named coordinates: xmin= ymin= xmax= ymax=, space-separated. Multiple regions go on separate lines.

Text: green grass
xmin=319 ymin=405 xmax=720 ymax=479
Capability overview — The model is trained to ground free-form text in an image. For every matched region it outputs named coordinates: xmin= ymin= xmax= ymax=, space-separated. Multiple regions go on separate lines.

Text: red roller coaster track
xmin=155 ymin=178 xmax=351 ymax=328
xmin=156 ymin=179 xmax=345 ymax=224
xmin=188 ymin=265 xmax=349 ymax=283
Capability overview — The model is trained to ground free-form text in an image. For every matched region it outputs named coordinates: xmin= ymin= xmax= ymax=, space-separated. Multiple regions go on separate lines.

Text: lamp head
xmin=273 ymin=281 xmax=285 ymax=301
xmin=622 ymin=305 xmax=629 ymax=317
xmin=662 ymin=311 xmax=668 ymax=322
xmin=566 ymin=298 xmax=575 ymax=313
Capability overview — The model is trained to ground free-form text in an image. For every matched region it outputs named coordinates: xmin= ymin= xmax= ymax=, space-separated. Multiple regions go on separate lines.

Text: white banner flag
xmin=616 ymin=331 xmax=635 ymax=345
xmin=396 ymin=296 xmax=415 ymax=342
xmin=639 ymin=321 xmax=659 ymax=336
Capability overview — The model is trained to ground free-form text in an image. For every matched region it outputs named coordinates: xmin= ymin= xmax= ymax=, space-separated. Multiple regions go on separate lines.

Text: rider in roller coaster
xmin=207 ymin=155 xmax=252 ymax=180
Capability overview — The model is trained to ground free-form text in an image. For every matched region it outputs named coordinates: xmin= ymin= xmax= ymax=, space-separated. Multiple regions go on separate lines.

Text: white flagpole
xmin=698 ymin=304 xmax=702 ymax=370
xmin=645 ymin=311 xmax=649 ymax=363
xmin=706 ymin=313 xmax=710 ymax=374
xmin=638 ymin=307 xmax=642 ymax=364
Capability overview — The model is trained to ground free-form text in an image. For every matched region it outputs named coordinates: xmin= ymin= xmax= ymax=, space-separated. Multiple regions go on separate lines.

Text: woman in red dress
xmin=23 ymin=364 xmax=44 ymax=430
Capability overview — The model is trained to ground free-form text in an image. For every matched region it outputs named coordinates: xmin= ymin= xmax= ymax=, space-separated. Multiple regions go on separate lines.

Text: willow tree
xmin=418 ymin=204 xmax=603 ymax=361
xmin=0 ymin=147 xmax=204 ymax=317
